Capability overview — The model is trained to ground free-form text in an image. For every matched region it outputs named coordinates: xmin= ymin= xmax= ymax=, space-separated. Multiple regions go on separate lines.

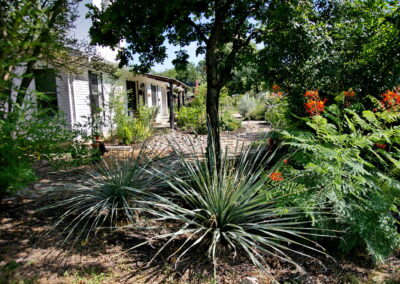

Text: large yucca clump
xmin=136 ymin=134 xmax=328 ymax=277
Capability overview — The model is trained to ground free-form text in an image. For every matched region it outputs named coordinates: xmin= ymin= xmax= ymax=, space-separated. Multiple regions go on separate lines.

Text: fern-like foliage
xmin=277 ymin=102 xmax=400 ymax=262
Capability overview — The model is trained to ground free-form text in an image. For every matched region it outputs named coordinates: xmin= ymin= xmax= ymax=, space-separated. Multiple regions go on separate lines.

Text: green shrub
xmin=114 ymin=101 xmax=156 ymax=144
xmin=237 ymin=94 xmax=257 ymax=119
xmin=120 ymin=126 xmax=132 ymax=145
xmin=278 ymin=97 xmax=400 ymax=262
xmin=264 ymin=95 xmax=293 ymax=129
xmin=176 ymin=105 xmax=207 ymax=134
xmin=0 ymin=107 xmax=78 ymax=196
xmin=220 ymin=111 xmax=241 ymax=131
xmin=177 ymin=106 xmax=241 ymax=133
xmin=134 ymin=135 xmax=328 ymax=278
xmin=0 ymin=155 xmax=36 ymax=197
xmin=130 ymin=119 xmax=152 ymax=143
xmin=249 ymin=103 xmax=266 ymax=120
xmin=187 ymin=84 xmax=207 ymax=107
xmin=136 ymin=104 xmax=158 ymax=125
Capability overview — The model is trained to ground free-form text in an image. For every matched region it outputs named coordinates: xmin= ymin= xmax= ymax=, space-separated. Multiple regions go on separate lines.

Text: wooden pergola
xmin=145 ymin=74 xmax=191 ymax=129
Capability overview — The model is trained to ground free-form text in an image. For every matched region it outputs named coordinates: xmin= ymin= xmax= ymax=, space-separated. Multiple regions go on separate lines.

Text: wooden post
xmin=177 ymin=91 xmax=182 ymax=110
xmin=182 ymin=89 xmax=186 ymax=106
xmin=169 ymin=80 xmax=174 ymax=129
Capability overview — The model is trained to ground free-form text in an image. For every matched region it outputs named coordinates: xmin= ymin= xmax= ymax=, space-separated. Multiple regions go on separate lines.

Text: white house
xmin=21 ymin=0 xmax=189 ymax=135
xmin=29 ymin=63 xmax=188 ymax=127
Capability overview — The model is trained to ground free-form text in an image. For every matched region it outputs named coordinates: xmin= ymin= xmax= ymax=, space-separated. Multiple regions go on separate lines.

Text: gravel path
xmin=150 ymin=120 xmax=270 ymax=155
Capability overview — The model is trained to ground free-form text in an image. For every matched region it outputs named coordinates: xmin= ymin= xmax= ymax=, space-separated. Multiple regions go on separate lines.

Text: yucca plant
xmin=44 ymin=146 xmax=157 ymax=243
xmin=135 ymin=134 xmax=329 ymax=278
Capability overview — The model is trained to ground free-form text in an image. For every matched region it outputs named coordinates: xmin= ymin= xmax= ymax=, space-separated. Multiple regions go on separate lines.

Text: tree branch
xmin=186 ymin=18 xmax=209 ymax=44
xmin=219 ymin=30 xmax=257 ymax=87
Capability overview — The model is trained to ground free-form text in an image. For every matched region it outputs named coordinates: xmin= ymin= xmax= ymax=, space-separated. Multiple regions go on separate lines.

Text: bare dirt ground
xmin=1 ymin=122 xmax=400 ymax=284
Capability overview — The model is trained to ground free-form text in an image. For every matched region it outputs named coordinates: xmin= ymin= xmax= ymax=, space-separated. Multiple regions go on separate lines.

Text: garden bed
xmin=1 ymin=160 xmax=400 ymax=284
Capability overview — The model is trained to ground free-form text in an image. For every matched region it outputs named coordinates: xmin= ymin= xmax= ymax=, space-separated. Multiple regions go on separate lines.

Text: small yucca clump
xmin=44 ymin=146 xmax=157 ymax=243
xmin=135 ymin=133 xmax=328 ymax=278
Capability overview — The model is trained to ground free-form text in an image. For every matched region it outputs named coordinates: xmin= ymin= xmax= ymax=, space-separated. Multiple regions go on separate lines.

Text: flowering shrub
xmin=271 ymin=85 xmax=284 ymax=97
xmin=375 ymin=143 xmax=387 ymax=149
xmin=271 ymin=91 xmax=284 ymax=97
xmin=276 ymin=91 xmax=400 ymax=262
xmin=272 ymin=84 xmax=281 ymax=91
xmin=304 ymin=90 xmax=319 ymax=99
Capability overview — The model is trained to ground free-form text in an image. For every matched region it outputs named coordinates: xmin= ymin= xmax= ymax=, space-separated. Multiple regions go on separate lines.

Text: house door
xmin=151 ymin=85 xmax=158 ymax=107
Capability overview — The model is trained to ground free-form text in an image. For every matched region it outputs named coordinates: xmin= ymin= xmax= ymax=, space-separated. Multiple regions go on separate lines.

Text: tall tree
xmin=88 ymin=0 xmax=268 ymax=162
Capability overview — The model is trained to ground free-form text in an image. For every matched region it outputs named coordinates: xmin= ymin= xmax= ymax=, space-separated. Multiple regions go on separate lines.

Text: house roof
xmin=144 ymin=74 xmax=191 ymax=89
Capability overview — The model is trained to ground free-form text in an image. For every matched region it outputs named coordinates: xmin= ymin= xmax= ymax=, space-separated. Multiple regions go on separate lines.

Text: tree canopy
xmin=258 ymin=0 xmax=400 ymax=115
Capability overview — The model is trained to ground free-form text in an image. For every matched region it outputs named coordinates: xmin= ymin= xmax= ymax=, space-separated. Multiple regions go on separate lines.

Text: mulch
xmin=1 ymin=153 xmax=400 ymax=283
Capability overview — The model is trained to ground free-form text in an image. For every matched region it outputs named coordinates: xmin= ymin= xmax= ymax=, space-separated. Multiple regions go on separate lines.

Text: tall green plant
xmin=237 ymin=94 xmax=257 ymax=119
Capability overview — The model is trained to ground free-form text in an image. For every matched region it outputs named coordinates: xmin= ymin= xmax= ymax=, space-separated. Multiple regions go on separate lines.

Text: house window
xmin=88 ymin=71 xmax=101 ymax=115
xmin=34 ymin=69 xmax=58 ymax=114
xmin=126 ymin=80 xmax=137 ymax=113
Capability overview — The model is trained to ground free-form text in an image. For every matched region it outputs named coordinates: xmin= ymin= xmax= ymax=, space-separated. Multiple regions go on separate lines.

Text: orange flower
xmin=344 ymin=89 xmax=356 ymax=97
xmin=375 ymin=143 xmax=387 ymax=149
xmin=269 ymin=172 xmax=284 ymax=181
xmin=272 ymin=91 xmax=284 ymax=97
xmin=283 ymin=159 xmax=288 ymax=164
xmin=304 ymin=90 xmax=319 ymax=99
xmin=305 ymin=98 xmax=326 ymax=116
xmin=272 ymin=84 xmax=281 ymax=91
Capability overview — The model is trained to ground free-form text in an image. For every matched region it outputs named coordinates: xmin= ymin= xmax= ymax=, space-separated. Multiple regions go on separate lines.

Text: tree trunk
xmin=205 ymin=44 xmax=221 ymax=168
